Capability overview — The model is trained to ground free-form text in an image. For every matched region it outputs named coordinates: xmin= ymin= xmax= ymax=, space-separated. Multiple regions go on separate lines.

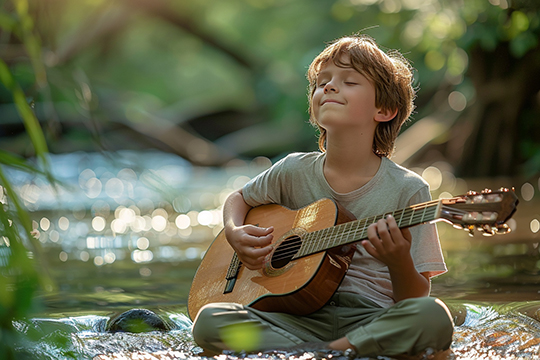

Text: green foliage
xmin=0 ymin=59 xmax=48 ymax=156
xmin=0 ymin=1 xmax=55 ymax=358
xmin=0 ymin=0 xmax=538 ymax=348
xmin=2 ymin=0 xmax=538 ymax=163
xmin=0 ymin=1 xmax=537 ymax=357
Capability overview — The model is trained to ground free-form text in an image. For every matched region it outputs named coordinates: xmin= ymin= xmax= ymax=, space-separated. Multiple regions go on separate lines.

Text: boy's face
xmin=311 ymin=57 xmax=381 ymax=134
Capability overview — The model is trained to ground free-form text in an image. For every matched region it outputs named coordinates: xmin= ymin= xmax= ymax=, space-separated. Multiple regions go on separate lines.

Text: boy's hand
xmin=362 ymin=215 xmax=412 ymax=269
xmin=225 ymin=225 xmax=274 ymax=270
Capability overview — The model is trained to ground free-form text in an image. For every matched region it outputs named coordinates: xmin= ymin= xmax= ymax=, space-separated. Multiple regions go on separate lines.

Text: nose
xmin=323 ymin=82 xmax=337 ymax=93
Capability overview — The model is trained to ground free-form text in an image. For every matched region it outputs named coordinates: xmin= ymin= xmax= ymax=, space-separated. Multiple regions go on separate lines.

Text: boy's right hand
xmin=225 ymin=225 xmax=274 ymax=270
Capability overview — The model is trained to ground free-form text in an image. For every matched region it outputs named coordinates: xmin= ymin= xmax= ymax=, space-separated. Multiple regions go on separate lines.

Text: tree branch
xmin=119 ymin=0 xmax=253 ymax=69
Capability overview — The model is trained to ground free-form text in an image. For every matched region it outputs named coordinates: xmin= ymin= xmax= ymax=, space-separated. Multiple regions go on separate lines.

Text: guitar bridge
xmin=224 ymin=252 xmax=241 ymax=293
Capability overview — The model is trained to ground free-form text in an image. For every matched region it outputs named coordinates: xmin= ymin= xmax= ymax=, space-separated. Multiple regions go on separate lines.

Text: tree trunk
xmin=448 ymin=41 xmax=540 ymax=178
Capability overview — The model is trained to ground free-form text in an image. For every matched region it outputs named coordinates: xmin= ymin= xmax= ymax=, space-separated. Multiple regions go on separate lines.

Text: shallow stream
xmin=8 ymin=152 xmax=540 ymax=359
xmin=14 ymin=247 xmax=540 ymax=360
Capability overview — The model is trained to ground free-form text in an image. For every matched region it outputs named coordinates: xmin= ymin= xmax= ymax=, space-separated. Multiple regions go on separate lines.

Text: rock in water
xmin=107 ymin=309 xmax=170 ymax=333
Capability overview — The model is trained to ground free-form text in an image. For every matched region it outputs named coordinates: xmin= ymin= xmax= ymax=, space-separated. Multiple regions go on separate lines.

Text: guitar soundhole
xmin=271 ymin=235 xmax=302 ymax=269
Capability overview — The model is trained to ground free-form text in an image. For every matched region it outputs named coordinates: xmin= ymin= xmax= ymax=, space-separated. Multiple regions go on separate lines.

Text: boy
xmin=191 ymin=34 xmax=454 ymax=358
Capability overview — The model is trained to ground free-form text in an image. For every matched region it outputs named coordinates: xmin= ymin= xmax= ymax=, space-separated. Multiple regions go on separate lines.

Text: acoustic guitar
xmin=188 ymin=189 xmax=518 ymax=319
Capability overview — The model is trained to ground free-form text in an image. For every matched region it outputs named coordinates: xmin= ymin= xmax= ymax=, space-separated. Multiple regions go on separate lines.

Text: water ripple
xmin=13 ymin=304 xmax=540 ymax=360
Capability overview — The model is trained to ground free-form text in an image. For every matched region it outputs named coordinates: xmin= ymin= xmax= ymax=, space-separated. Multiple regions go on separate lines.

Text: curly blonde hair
xmin=307 ymin=34 xmax=415 ymax=157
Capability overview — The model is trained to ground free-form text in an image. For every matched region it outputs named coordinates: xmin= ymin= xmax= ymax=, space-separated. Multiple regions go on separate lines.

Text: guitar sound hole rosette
xmin=264 ymin=228 xmax=307 ymax=276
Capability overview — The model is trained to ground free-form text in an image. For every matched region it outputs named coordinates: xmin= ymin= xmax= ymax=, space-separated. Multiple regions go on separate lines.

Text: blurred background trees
xmin=1 ymin=0 xmax=539 ymax=357
xmin=1 ymin=0 xmax=539 ymax=175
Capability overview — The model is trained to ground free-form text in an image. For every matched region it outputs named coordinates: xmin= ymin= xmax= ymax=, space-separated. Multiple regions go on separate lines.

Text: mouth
xmin=321 ymin=99 xmax=343 ymax=105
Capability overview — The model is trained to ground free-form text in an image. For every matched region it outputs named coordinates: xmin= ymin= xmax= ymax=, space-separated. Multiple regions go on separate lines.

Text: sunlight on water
xmin=452 ymin=304 xmax=540 ymax=359
xmin=5 ymin=151 xmax=540 ymax=359
xmin=14 ymin=303 xmax=540 ymax=359
xmin=7 ymin=151 xmax=275 ymax=271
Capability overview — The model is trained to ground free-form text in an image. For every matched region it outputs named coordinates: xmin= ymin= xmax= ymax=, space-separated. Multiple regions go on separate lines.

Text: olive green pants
xmin=192 ymin=293 xmax=454 ymax=357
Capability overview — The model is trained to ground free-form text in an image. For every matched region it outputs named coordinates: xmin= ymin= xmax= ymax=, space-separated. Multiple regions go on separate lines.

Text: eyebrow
xmin=317 ymin=67 xmax=360 ymax=77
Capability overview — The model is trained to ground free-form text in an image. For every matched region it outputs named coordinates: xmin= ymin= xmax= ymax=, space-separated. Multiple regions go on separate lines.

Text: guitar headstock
xmin=439 ymin=188 xmax=519 ymax=236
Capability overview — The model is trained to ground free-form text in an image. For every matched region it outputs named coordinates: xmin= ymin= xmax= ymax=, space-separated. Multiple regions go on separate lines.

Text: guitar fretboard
xmin=294 ymin=200 xmax=442 ymax=259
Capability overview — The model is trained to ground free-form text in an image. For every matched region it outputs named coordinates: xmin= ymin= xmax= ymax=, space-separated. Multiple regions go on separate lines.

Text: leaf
xmin=510 ymin=31 xmax=538 ymax=58
xmin=0 ymin=11 xmax=17 ymax=32
xmin=0 ymin=151 xmax=48 ymax=176
xmin=0 ymin=166 xmax=55 ymax=295
xmin=0 ymin=58 xmax=49 ymax=161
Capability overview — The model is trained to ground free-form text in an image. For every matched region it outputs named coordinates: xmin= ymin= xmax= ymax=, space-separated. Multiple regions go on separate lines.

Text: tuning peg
xmin=495 ymin=223 xmax=511 ymax=235
xmin=481 ymin=224 xmax=494 ymax=236
xmin=467 ymin=225 xmax=475 ymax=237
xmin=485 ymin=194 xmax=503 ymax=202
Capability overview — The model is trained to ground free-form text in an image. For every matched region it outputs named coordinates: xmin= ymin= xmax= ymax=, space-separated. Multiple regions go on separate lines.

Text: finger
xmin=385 ymin=215 xmax=411 ymax=245
xmin=386 ymin=215 xmax=403 ymax=242
xmin=242 ymin=226 xmax=274 ymax=244
xmin=366 ymin=222 xmax=378 ymax=239
xmin=238 ymin=247 xmax=272 ymax=270
xmin=248 ymin=245 xmax=273 ymax=258
xmin=238 ymin=231 xmax=273 ymax=247
xmin=401 ymin=227 xmax=412 ymax=242
xmin=361 ymin=239 xmax=378 ymax=258
xmin=237 ymin=240 xmax=273 ymax=258
xmin=245 ymin=225 xmax=274 ymax=236
xmin=366 ymin=223 xmax=384 ymax=252
xmin=242 ymin=258 xmax=263 ymax=270
xmin=366 ymin=223 xmax=379 ymax=241
xmin=376 ymin=218 xmax=393 ymax=245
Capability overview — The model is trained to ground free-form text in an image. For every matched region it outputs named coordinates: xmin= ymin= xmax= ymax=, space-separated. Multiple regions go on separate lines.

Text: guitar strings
xmin=274 ymin=207 xmax=438 ymax=260
xmin=268 ymin=203 xmax=442 ymax=263
xmin=238 ymin=195 xmax=500 ymax=266
xmin=267 ymin=203 xmax=478 ymax=263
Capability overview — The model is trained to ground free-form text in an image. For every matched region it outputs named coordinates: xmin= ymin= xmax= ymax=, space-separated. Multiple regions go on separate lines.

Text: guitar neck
xmin=294 ymin=200 xmax=443 ymax=259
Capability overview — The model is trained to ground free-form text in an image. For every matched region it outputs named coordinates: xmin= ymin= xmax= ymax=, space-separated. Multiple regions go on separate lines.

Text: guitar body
xmin=187 ymin=198 xmax=356 ymax=319
xmin=188 ymin=189 xmax=519 ymax=320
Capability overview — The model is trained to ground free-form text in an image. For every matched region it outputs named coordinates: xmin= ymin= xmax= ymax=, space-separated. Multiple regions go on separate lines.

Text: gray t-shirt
xmin=242 ymin=152 xmax=447 ymax=307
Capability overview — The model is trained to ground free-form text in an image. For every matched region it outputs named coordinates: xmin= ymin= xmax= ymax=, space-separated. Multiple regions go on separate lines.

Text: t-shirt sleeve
xmin=242 ymin=156 xmax=289 ymax=208
xmin=408 ymin=186 xmax=447 ymax=279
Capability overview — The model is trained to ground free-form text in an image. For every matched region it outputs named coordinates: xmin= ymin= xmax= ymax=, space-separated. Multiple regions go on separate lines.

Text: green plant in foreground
xmin=0 ymin=0 xmax=56 ymax=357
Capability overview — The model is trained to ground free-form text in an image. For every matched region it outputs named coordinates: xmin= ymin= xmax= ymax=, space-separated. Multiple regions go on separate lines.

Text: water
xmin=14 ymin=300 xmax=540 ymax=359
xmin=19 ymin=253 xmax=540 ymax=359
xmin=7 ymin=151 xmax=540 ymax=359
xmin=14 ymin=311 xmax=197 ymax=359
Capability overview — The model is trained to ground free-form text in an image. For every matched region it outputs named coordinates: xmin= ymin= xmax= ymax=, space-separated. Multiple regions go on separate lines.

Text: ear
xmin=374 ymin=108 xmax=398 ymax=123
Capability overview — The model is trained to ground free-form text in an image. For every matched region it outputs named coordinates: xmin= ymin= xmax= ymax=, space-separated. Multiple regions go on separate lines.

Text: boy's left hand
xmin=362 ymin=215 xmax=412 ymax=268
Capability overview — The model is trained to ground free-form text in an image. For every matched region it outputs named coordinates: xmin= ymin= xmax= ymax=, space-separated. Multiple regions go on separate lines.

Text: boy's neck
xmin=323 ymin=134 xmax=383 ymax=193
xmin=324 ymin=132 xmax=381 ymax=173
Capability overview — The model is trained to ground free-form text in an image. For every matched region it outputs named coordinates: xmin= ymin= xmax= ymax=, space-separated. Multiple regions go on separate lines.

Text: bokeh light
xmin=59 ymin=251 xmax=68 ymax=262
xmin=20 ymin=149 xmax=538 ymax=290
xmin=58 ymin=217 xmax=70 ymax=231
xmin=111 ymin=219 xmax=128 ymax=234
xmin=105 ymin=178 xmax=124 ymax=199
xmin=84 ymin=177 xmax=102 ymax=199
xmin=137 ymin=237 xmax=150 ymax=250
xmin=530 ymin=219 xmax=540 ymax=234
xmin=49 ymin=230 xmax=60 ymax=243
xmin=175 ymin=214 xmax=191 ymax=230
xmin=132 ymin=249 xmax=154 ymax=263
xmin=422 ymin=166 xmax=443 ymax=191
xmin=448 ymin=91 xmax=467 ymax=112
xmin=151 ymin=215 xmax=167 ymax=232
xmin=92 ymin=216 xmax=106 ymax=232
xmin=521 ymin=182 xmax=534 ymax=201
xmin=197 ymin=211 xmax=213 ymax=226
xmin=40 ymin=217 xmax=51 ymax=231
